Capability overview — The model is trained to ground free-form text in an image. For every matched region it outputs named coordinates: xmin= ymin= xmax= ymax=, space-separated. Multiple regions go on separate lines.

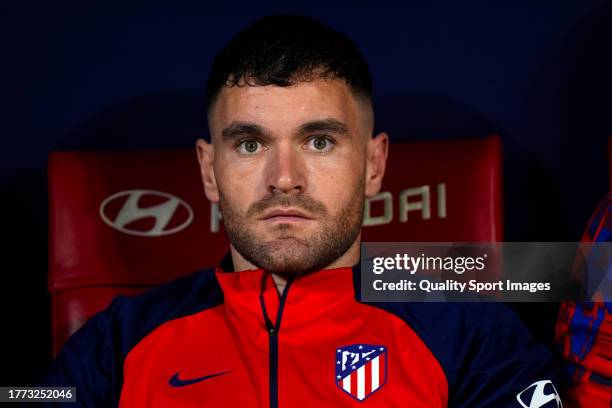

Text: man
xmin=43 ymin=15 xmax=561 ymax=407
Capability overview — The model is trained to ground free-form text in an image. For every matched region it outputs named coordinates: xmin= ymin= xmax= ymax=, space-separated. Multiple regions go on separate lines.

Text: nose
xmin=265 ymin=143 xmax=306 ymax=195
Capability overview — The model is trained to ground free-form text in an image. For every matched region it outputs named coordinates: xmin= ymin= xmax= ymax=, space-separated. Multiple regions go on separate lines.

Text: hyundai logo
xmin=516 ymin=380 xmax=563 ymax=408
xmin=99 ymin=189 xmax=194 ymax=237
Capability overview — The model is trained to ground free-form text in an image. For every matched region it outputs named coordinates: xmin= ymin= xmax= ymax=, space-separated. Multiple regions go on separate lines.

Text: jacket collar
xmin=214 ymin=252 xmax=360 ymax=328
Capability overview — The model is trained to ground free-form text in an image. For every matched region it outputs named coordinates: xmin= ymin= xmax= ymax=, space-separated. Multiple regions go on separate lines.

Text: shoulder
xmin=104 ymin=267 xmax=223 ymax=356
xmin=41 ymin=268 xmax=223 ymax=406
xmin=40 ymin=269 xmax=223 ymax=406
xmin=372 ymin=300 xmax=545 ymax=360
xmin=370 ymin=301 xmax=528 ymax=355
xmin=47 ymin=267 xmax=223 ymax=374
xmin=390 ymin=301 xmax=523 ymax=334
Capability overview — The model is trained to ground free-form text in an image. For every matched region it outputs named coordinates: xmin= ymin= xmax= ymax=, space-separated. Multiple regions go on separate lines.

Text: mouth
xmin=260 ymin=208 xmax=314 ymax=224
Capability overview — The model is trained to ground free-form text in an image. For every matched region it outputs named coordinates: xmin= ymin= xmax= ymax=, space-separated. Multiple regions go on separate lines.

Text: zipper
xmin=259 ymin=274 xmax=294 ymax=408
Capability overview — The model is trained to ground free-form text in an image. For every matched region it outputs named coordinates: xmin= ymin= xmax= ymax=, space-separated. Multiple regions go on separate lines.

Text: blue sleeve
xmin=38 ymin=268 xmax=221 ymax=407
xmin=39 ymin=297 xmax=124 ymax=407
xmin=371 ymin=301 xmax=562 ymax=407
xmin=448 ymin=304 xmax=562 ymax=408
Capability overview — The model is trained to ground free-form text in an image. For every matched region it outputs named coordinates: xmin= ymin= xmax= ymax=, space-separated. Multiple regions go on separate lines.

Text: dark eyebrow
xmin=221 ymin=121 xmax=270 ymax=141
xmin=298 ymin=118 xmax=349 ymax=136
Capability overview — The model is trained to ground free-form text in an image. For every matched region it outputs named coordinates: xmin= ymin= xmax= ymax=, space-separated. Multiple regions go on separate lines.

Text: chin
xmin=265 ymin=236 xmax=309 ymax=252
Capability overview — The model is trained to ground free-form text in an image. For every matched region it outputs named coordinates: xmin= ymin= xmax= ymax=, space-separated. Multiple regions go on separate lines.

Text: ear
xmin=364 ymin=132 xmax=389 ymax=197
xmin=196 ymin=138 xmax=220 ymax=203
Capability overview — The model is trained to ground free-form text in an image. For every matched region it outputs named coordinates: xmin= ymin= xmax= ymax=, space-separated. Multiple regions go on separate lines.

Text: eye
xmin=236 ymin=139 xmax=263 ymax=154
xmin=305 ymin=136 xmax=335 ymax=152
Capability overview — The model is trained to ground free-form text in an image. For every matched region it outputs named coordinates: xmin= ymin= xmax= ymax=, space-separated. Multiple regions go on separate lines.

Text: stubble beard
xmin=219 ymin=183 xmax=365 ymax=276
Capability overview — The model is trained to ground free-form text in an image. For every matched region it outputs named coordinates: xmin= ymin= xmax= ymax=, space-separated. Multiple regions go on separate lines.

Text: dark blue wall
xmin=2 ymin=1 xmax=611 ymax=385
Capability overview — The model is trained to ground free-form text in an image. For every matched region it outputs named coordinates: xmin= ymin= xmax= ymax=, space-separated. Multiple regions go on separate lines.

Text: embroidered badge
xmin=335 ymin=344 xmax=387 ymax=401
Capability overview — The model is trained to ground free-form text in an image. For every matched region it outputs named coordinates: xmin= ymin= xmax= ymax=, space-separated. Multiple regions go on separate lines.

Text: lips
xmin=260 ymin=208 xmax=313 ymax=222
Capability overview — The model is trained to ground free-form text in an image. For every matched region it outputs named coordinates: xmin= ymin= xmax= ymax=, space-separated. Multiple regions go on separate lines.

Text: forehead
xmin=209 ymin=79 xmax=365 ymax=136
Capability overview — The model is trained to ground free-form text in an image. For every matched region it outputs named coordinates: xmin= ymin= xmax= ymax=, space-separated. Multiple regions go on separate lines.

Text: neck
xmin=271 ymin=273 xmax=288 ymax=295
xmin=230 ymin=234 xmax=361 ymax=295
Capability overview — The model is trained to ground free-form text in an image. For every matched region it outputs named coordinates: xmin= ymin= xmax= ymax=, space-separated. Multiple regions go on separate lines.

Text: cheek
xmin=216 ymin=160 xmax=262 ymax=211
xmin=308 ymin=158 xmax=364 ymax=210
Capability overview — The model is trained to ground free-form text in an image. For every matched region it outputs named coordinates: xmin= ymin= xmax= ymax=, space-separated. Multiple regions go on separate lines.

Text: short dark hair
xmin=205 ymin=15 xmax=373 ymax=112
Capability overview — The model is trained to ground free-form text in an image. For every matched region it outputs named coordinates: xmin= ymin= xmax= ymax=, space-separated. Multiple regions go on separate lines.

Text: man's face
xmin=198 ymin=78 xmax=387 ymax=275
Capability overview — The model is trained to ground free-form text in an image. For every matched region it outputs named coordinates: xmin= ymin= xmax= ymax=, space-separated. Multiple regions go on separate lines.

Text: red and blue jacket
xmin=555 ymin=192 xmax=612 ymax=406
xmin=43 ymin=254 xmax=561 ymax=407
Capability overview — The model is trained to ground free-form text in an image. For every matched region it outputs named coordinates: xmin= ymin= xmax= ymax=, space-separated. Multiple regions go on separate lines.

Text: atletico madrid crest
xmin=335 ymin=344 xmax=387 ymax=401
